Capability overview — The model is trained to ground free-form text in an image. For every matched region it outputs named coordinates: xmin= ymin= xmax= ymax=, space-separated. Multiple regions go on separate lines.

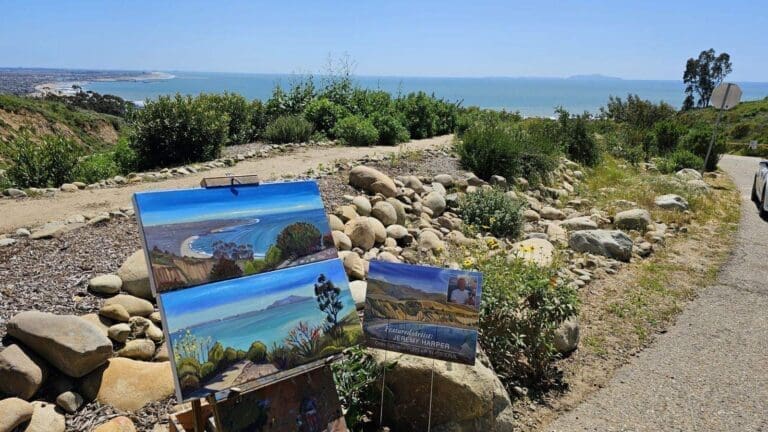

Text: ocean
xmin=82 ymin=71 xmax=768 ymax=117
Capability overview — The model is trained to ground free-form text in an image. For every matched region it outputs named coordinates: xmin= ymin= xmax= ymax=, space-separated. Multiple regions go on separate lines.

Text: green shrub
xmin=112 ymin=138 xmax=138 ymax=173
xmin=332 ymin=115 xmax=379 ymax=146
xmin=479 ymin=257 xmax=579 ymax=388
xmin=657 ymin=149 xmax=704 ymax=174
xmin=248 ymin=99 xmax=268 ymax=141
xmin=459 ymin=188 xmax=525 ymax=238
xmin=680 ymin=125 xmax=724 ymax=171
xmin=396 ymin=91 xmax=439 ymax=139
xmin=371 ymin=113 xmax=410 ymax=145
xmin=198 ymin=92 xmax=252 ymax=145
xmin=3 ymin=133 xmax=81 ymax=188
xmin=304 ymin=98 xmax=348 ymax=136
xmin=457 ymin=120 xmax=560 ymax=184
xmin=331 ymin=346 xmax=395 ymax=430
xmin=208 ymin=342 xmax=224 ymax=367
xmin=276 ymin=222 xmax=322 ymax=259
xmin=349 ymin=89 xmax=393 ymax=117
xmin=130 ymin=94 xmax=228 ymax=170
xmin=600 ymin=94 xmax=676 ymax=129
xmin=264 ymin=115 xmax=313 ymax=144
xmin=246 ymin=341 xmax=268 ymax=363
xmin=74 ymin=152 xmax=119 ymax=183
xmin=456 ymin=107 xmax=522 ymax=136
xmin=200 ymin=361 xmax=216 ymax=378
xmin=653 ymin=120 xmax=686 ymax=154
xmin=730 ymin=123 xmax=751 ymax=139
xmin=557 ymin=109 xmax=600 ymax=166
xmin=268 ymin=344 xmax=297 ymax=370
xmin=223 ymin=347 xmax=238 ymax=363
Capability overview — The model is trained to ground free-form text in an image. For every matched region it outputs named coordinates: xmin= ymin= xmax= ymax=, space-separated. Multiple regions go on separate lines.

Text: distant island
xmin=568 ymin=74 xmax=623 ymax=81
xmin=266 ymin=295 xmax=312 ymax=309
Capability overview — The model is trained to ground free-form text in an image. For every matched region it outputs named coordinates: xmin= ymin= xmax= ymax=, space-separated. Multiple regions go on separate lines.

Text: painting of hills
xmin=133 ymin=180 xmax=337 ymax=294
xmin=363 ymin=261 xmax=482 ymax=365
xmin=159 ymin=258 xmax=361 ymax=402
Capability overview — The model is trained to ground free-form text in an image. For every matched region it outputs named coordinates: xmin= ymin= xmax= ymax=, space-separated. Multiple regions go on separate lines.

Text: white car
xmin=752 ymin=160 xmax=768 ymax=218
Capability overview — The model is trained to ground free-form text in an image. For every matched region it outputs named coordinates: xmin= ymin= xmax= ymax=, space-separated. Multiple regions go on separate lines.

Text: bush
xmin=3 ymin=133 xmax=81 ymax=188
xmin=680 ymin=125 xmax=725 ymax=171
xmin=112 ymin=138 xmax=138 ymax=173
xmin=457 ymin=120 xmax=560 ymax=185
xmin=557 ymin=109 xmax=600 ymax=166
xmin=331 ymin=346 xmax=394 ymax=430
xmin=457 ymin=107 xmax=521 ymax=136
xmin=199 ymin=93 xmax=252 ymax=145
xmin=304 ymin=98 xmax=348 ymax=136
xmin=730 ymin=123 xmax=751 ymax=140
xmin=653 ymin=120 xmax=686 ymax=154
xmin=332 ymin=115 xmax=379 ymax=146
xmin=74 ymin=152 xmax=119 ymax=184
xmin=479 ymin=257 xmax=579 ymax=388
xmin=459 ymin=188 xmax=525 ymax=238
xmin=600 ymin=94 xmax=676 ymax=129
xmin=276 ymin=222 xmax=322 ymax=259
xmin=130 ymin=94 xmax=228 ymax=170
xmin=248 ymin=99 xmax=268 ymax=141
xmin=349 ymin=89 xmax=393 ymax=117
xmin=396 ymin=92 xmax=439 ymax=139
xmin=657 ymin=149 xmax=704 ymax=174
xmin=371 ymin=113 xmax=410 ymax=145
xmin=246 ymin=341 xmax=268 ymax=363
xmin=264 ymin=115 xmax=313 ymax=144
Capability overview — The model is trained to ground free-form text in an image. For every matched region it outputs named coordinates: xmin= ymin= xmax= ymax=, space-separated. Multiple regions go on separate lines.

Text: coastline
xmin=30 ymin=71 xmax=175 ymax=97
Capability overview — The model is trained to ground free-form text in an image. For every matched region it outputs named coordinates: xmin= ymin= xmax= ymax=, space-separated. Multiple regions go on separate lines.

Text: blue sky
xmin=134 ymin=180 xmax=323 ymax=226
xmin=369 ymin=261 xmax=482 ymax=298
xmin=160 ymin=258 xmax=349 ymax=332
xmin=1 ymin=1 xmax=765 ymax=81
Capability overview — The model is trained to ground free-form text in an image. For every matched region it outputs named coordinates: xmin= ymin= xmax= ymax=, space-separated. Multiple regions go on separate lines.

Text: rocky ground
xmin=0 ymin=139 xmax=732 ymax=432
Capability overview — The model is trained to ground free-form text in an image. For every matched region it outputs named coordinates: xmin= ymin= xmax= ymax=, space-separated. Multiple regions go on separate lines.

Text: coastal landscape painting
xmin=214 ymin=366 xmax=346 ymax=432
xmin=159 ymin=258 xmax=361 ymax=402
xmin=363 ymin=261 xmax=482 ymax=365
xmin=133 ymin=180 xmax=336 ymax=294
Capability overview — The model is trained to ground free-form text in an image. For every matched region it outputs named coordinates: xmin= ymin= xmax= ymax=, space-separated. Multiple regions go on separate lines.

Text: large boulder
xmin=540 ymin=206 xmax=565 ymax=220
xmin=26 ymin=401 xmax=65 ymax=432
xmin=569 ymin=230 xmax=633 ymax=262
xmin=88 ymin=274 xmax=123 ymax=295
xmin=0 ymin=397 xmax=34 ymax=432
xmin=80 ymin=358 xmax=175 ymax=411
xmin=351 ymin=196 xmax=372 ymax=216
xmin=510 ymin=238 xmax=555 ymax=267
xmin=366 ymin=217 xmax=387 ymax=244
xmin=559 ymin=216 xmax=597 ymax=231
xmin=349 ymin=166 xmax=398 ymax=197
xmin=418 ymin=230 xmax=445 ymax=253
xmin=554 ymin=316 xmax=580 ymax=353
xmin=117 ymin=339 xmax=156 ymax=361
xmin=6 ymin=311 xmax=113 ymax=378
xmin=374 ymin=350 xmax=515 ymax=432
xmin=614 ymin=209 xmax=652 ymax=231
xmin=104 ymin=294 xmax=154 ymax=317
xmin=386 ymin=198 xmax=407 ymax=226
xmin=655 ymin=194 xmax=689 ymax=211
xmin=93 ymin=416 xmax=138 ymax=432
xmin=344 ymin=218 xmax=376 ymax=251
xmin=331 ymin=230 xmax=352 ymax=251
xmin=117 ymin=250 xmax=152 ymax=300
xmin=371 ymin=201 xmax=398 ymax=226
xmin=423 ymin=191 xmax=447 ymax=217
xmin=342 ymin=252 xmax=367 ymax=280
xmin=0 ymin=344 xmax=48 ymax=399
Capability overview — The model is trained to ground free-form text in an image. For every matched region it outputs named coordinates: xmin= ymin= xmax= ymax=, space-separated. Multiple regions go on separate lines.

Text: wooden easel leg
xmin=192 ymin=399 xmax=205 ymax=432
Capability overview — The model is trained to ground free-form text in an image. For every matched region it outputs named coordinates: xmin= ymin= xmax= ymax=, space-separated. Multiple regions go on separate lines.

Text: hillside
xmin=677 ymin=97 xmax=768 ymax=155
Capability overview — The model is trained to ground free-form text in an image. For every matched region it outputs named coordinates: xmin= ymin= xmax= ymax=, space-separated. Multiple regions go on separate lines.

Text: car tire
xmin=752 ymin=179 xmax=760 ymax=202
xmin=762 ymin=188 xmax=768 ymax=219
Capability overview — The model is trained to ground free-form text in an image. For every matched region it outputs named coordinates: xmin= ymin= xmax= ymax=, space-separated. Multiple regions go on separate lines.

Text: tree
xmin=683 ymin=49 xmax=732 ymax=109
xmin=275 ymin=222 xmax=322 ymax=259
xmin=314 ymin=274 xmax=344 ymax=334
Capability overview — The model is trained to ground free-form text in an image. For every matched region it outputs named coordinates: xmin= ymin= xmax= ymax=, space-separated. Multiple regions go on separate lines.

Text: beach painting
xmin=159 ymin=258 xmax=361 ymax=402
xmin=213 ymin=366 xmax=347 ymax=432
xmin=363 ymin=261 xmax=482 ymax=365
xmin=133 ymin=180 xmax=337 ymax=295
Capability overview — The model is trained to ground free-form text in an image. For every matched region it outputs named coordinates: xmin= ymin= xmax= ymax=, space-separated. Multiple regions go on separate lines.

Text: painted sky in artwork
xmin=368 ymin=261 xmax=483 ymax=296
xmin=134 ymin=180 xmax=325 ymax=226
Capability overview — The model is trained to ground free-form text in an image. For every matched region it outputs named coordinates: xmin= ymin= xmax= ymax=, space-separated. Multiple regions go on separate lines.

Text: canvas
xmin=363 ymin=261 xmax=482 ymax=364
xmin=213 ymin=366 xmax=347 ymax=432
xmin=160 ymin=258 xmax=361 ymax=402
xmin=133 ymin=180 xmax=336 ymax=294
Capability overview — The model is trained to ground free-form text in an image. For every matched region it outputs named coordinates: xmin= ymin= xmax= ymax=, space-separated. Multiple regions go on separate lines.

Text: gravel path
xmin=548 ymin=154 xmax=768 ymax=432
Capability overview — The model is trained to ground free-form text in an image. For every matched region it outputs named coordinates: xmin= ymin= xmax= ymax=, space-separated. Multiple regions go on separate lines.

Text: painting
xmin=160 ymin=258 xmax=362 ymax=402
xmin=133 ymin=180 xmax=336 ymax=294
xmin=363 ymin=261 xmax=482 ymax=365
xmin=213 ymin=366 xmax=347 ymax=432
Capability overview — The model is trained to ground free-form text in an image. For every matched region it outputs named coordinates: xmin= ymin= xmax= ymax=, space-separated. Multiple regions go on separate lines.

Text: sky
xmin=1 ymin=1 xmax=766 ymax=81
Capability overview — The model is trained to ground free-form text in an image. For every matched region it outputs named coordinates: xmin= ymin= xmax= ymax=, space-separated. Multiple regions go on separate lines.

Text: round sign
xmin=710 ymin=82 xmax=742 ymax=110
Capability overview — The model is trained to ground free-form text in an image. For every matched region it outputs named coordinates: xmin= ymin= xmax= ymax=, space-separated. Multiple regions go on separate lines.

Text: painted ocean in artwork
xmin=160 ymin=259 xmax=361 ymax=402
xmin=133 ymin=180 xmax=336 ymax=293
xmin=363 ymin=261 xmax=482 ymax=364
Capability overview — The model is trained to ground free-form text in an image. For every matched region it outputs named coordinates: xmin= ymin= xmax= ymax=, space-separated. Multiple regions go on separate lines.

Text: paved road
xmin=549 ymin=154 xmax=768 ymax=432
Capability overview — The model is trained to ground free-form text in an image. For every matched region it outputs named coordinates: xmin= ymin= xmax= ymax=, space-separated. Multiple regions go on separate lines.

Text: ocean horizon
xmin=76 ymin=70 xmax=768 ymax=117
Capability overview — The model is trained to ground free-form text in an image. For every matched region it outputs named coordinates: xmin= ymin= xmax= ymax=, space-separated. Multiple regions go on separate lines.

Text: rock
xmin=89 ymin=274 xmax=123 ymax=295
xmin=117 ymin=250 xmax=152 ymax=300
xmin=0 ymin=344 xmax=48 ymax=400
xmin=79 ymin=313 xmax=112 ymax=338
xmin=4 ymin=188 xmax=27 ymax=198
xmin=377 ymin=251 xmax=400 ymax=263
xmin=6 ymin=311 xmax=113 ymax=378
xmin=26 ymin=401 xmax=65 ymax=432
xmin=0 ymin=397 xmax=34 ymax=431
xmin=540 ymin=206 xmax=565 ymax=220
xmin=349 ymin=166 xmax=398 ymax=197
xmin=373 ymin=350 xmax=515 ymax=432
xmin=423 ymin=191 xmax=447 ymax=217
xmin=675 ymin=168 xmax=702 ymax=181
xmin=546 ymin=223 xmax=568 ymax=246
xmin=418 ymin=231 xmax=445 ymax=253
xmin=60 ymin=183 xmax=79 ymax=192
xmin=145 ymin=323 xmax=164 ymax=342
xmin=349 ymin=280 xmax=367 ymax=309
xmin=655 ymin=194 xmax=689 ymax=211
xmin=490 ymin=175 xmax=508 ymax=189
xmin=366 ymin=217 xmax=387 ymax=244
xmin=433 ymin=174 xmax=454 ymax=187
xmin=29 ymin=222 xmax=80 ymax=240
xmin=335 ymin=205 xmax=359 ymax=222
xmin=553 ymin=316 xmax=580 ymax=353
xmin=104 ymin=294 xmax=154 ymax=317
xmin=687 ymin=179 xmax=710 ymax=193
xmin=107 ymin=324 xmax=131 ymax=343
xmin=344 ymin=218 xmax=376 ymax=251
xmin=636 ymin=241 xmax=653 ymax=257
xmin=385 ymin=224 xmax=409 ymax=240
xmin=154 ymin=344 xmax=169 ymax=362
xmin=99 ymin=303 xmax=130 ymax=322
xmin=371 ymin=201 xmax=398 ymax=226
xmin=510 ymin=239 xmax=555 ymax=267
xmin=342 ymin=252 xmax=367 ymax=280
xmin=80 ymin=358 xmax=175 ymax=411
xmin=148 ymin=311 xmax=162 ymax=325
xmin=560 ymin=216 xmax=598 ymax=231
xmin=569 ymin=230 xmax=633 ymax=262
xmin=128 ymin=316 xmax=152 ymax=338
xmin=93 ymin=416 xmax=137 ymax=432
xmin=386 ymin=198 xmax=407 ymax=225
xmin=0 ymin=238 xmax=16 ymax=247
xmin=117 ymin=339 xmax=156 ymax=361
xmin=327 ymin=214 xmax=344 ymax=231
xmin=331 ymin=231 xmax=352 ymax=251
xmin=351 ymin=196 xmax=372 ymax=216
xmin=87 ymin=214 xmax=111 ymax=225
xmin=55 ymin=390 xmax=83 ymax=414
xmin=614 ymin=209 xmax=652 ymax=231
xmin=522 ymin=209 xmax=540 ymax=222
xmin=15 ymin=228 xmax=31 ymax=237
xmin=401 ymin=175 xmax=425 ymax=193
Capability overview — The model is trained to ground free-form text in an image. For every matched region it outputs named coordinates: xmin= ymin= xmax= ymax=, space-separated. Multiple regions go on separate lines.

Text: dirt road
xmin=548 ymin=154 xmax=768 ymax=431
xmin=0 ymin=135 xmax=453 ymax=233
